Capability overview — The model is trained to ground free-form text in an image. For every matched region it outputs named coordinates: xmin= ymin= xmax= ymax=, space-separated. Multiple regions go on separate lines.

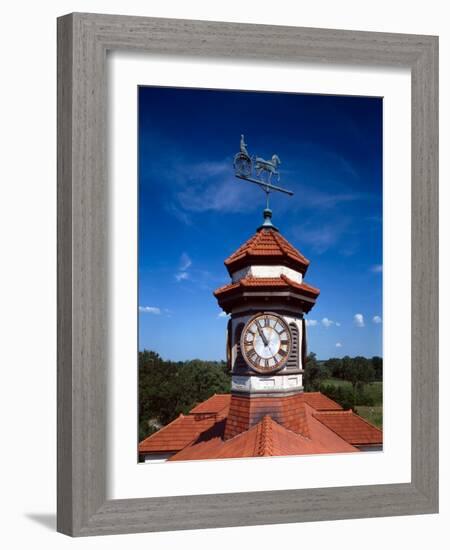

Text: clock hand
xmin=256 ymin=324 xmax=269 ymax=347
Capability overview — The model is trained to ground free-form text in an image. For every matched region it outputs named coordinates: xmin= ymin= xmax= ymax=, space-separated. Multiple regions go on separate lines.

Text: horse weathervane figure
xmin=233 ymin=135 xmax=294 ymax=230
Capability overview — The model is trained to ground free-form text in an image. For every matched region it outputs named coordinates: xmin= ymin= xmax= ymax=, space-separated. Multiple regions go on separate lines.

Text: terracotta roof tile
xmin=313 ymin=410 xmax=382 ymax=445
xmin=224 ymin=228 xmax=310 ymax=275
xmin=139 ymin=412 xmax=226 ymax=453
xmin=302 ymin=392 xmax=343 ymax=411
xmin=214 ymin=275 xmax=320 ymax=299
xmin=190 ymin=394 xmax=231 ymax=415
xmin=170 ymin=414 xmax=357 ymax=461
xmin=140 ymin=392 xmax=379 ymax=459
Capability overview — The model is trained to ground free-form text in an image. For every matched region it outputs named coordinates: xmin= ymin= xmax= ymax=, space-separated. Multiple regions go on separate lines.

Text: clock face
xmin=240 ymin=313 xmax=292 ymax=374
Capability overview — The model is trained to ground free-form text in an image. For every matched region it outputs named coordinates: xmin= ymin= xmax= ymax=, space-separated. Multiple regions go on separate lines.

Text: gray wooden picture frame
xmin=57 ymin=12 xmax=438 ymax=537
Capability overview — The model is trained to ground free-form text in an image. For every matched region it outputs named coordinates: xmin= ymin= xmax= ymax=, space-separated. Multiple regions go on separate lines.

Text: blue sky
xmin=138 ymin=86 xmax=383 ymax=361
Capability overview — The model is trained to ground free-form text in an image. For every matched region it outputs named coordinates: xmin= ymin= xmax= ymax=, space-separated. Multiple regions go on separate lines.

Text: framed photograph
xmin=136 ymin=87 xmax=384 ymax=465
xmin=57 ymin=13 xmax=438 ymax=536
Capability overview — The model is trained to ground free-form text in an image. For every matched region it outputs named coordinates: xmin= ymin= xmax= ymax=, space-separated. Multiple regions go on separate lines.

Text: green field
xmin=354 ymin=406 xmax=383 ymax=429
xmin=322 ymin=378 xmax=382 ymax=401
xmin=321 ymin=378 xmax=383 ymax=428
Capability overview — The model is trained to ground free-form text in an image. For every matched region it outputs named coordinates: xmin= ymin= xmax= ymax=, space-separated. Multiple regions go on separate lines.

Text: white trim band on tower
xmin=231 ymin=373 xmax=303 ymax=394
xmin=231 ymin=265 xmax=303 ymax=283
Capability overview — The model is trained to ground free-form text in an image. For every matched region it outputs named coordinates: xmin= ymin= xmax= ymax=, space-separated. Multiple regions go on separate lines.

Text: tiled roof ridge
xmin=223 ymin=413 xmax=314 ymax=457
xmin=268 ymin=411 xmax=313 ymax=441
xmin=269 ymin=230 xmax=309 ymax=262
xmin=256 ymin=415 xmax=275 ymax=456
xmin=272 ymin=231 xmax=301 ymax=257
xmin=315 ymin=410 xmax=353 ymax=415
xmin=224 ymin=233 xmax=260 ymax=264
xmin=280 ymin=274 xmax=320 ymax=294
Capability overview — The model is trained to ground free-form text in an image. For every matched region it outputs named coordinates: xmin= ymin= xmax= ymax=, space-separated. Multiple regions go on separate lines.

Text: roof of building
xmin=138 ymin=398 xmax=229 ymax=453
xmin=170 ymin=410 xmax=357 ymax=461
xmin=190 ymin=394 xmax=231 ymax=415
xmin=213 ymin=274 xmax=320 ymax=314
xmin=302 ymin=392 xmax=343 ymax=411
xmin=139 ymin=392 xmax=382 ymax=460
xmin=224 ymin=227 xmax=310 ymax=275
xmin=313 ymin=410 xmax=383 ymax=445
xmin=214 ymin=274 xmax=320 ymax=298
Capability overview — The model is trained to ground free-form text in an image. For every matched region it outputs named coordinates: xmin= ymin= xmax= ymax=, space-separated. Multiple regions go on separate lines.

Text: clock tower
xmin=214 ymin=210 xmax=319 ymax=438
xmin=214 ymin=137 xmax=320 ymax=439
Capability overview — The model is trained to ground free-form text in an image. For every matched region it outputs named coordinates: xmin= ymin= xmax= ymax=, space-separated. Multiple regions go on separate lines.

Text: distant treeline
xmin=138 ymin=350 xmax=382 ymax=440
xmin=304 ymin=353 xmax=383 ymax=410
xmin=139 ymin=350 xmax=230 ymax=440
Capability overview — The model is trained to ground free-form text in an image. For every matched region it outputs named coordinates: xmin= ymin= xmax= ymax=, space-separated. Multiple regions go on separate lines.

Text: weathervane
xmin=233 ymin=135 xmax=293 ymax=230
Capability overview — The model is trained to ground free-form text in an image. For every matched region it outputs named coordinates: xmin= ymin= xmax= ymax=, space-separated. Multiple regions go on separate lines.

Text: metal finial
xmin=259 ymin=208 xmax=278 ymax=231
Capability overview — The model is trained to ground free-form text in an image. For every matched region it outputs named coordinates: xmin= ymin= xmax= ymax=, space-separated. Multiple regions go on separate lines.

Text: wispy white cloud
xmin=175 ymin=252 xmax=192 ymax=282
xmin=322 ymin=317 xmax=340 ymax=328
xmin=217 ymin=311 xmax=228 ymax=318
xmin=336 ymin=342 xmax=342 ymax=348
xmin=171 ymin=160 xmax=258 ymax=216
xmin=284 ymin=179 xmax=367 ymax=211
xmin=179 ymin=252 xmax=192 ymax=271
xmin=372 ymin=315 xmax=382 ymax=324
xmin=139 ymin=306 xmax=161 ymax=315
xmin=354 ymin=313 xmax=365 ymax=327
xmin=291 ymin=218 xmax=352 ymax=255
xmin=175 ymin=271 xmax=189 ymax=282
xmin=143 ymin=154 xmax=259 ymax=222
xmin=307 ymin=318 xmax=340 ymax=328
xmin=165 ymin=202 xmax=192 ymax=226
xmin=371 ymin=264 xmax=383 ymax=273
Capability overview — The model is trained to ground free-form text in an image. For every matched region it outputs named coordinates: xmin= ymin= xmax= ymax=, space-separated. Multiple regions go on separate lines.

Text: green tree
xmin=303 ymin=352 xmax=326 ymax=391
xmin=319 ymin=383 xmax=355 ymax=410
xmin=371 ymin=356 xmax=383 ymax=381
xmin=324 ymin=357 xmax=343 ymax=378
xmin=341 ymin=356 xmax=375 ymax=406
xmin=138 ymin=350 xmax=231 ymax=440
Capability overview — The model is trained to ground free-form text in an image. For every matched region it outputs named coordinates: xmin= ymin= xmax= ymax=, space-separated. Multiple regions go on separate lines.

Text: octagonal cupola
xmin=215 ymin=213 xmax=319 ymax=316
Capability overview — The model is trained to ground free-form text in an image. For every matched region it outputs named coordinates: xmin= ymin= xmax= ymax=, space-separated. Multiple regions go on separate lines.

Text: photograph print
xmin=138 ymin=86 xmax=383 ymax=463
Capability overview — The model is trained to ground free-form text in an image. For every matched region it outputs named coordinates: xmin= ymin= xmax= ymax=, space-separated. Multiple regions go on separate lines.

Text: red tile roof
xmin=214 ymin=274 xmax=320 ymax=299
xmin=224 ymin=228 xmax=310 ymax=275
xmin=190 ymin=394 xmax=230 ymax=415
xmin=139 ymin=392 xmax=381 ymax=460
xmin=170 ymin=414 xmax=357 ymax=461
xmin=313 ymin=410 xmax=382 ymax=445
xmin=302 ymin=392 xmax=343 ymax=411
xmin=139 ymin=407 xmax=227 ymax=453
